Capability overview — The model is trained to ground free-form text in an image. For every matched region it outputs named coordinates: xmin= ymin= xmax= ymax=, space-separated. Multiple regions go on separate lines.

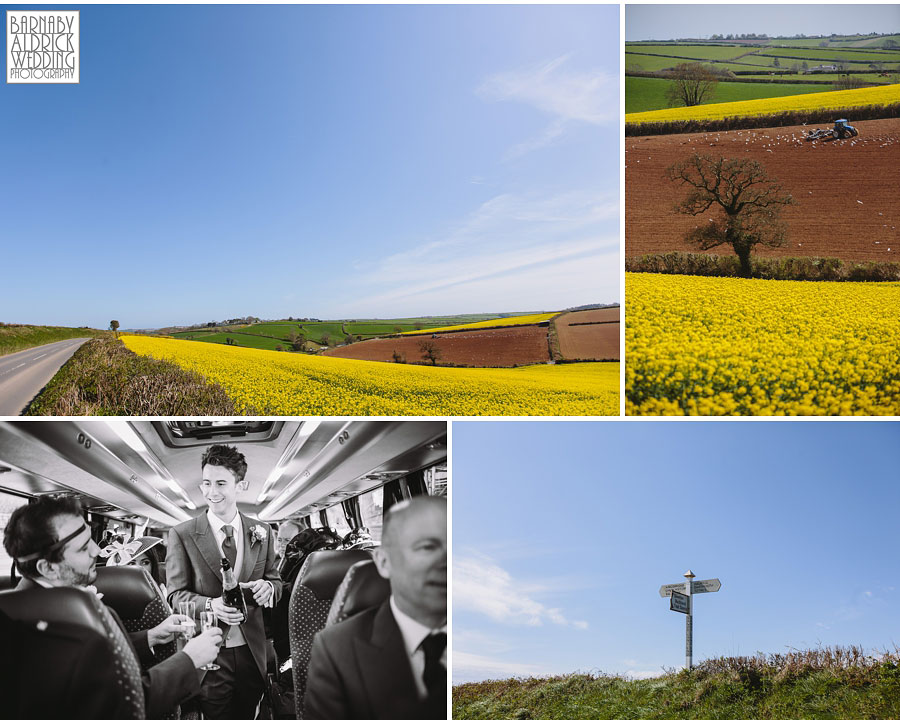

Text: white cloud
xmin=452 ymin=651 xmax=551 ymax=684
xmin=336 ymin=190 xmax=618 ymax=316
xmin=478 ymin=55 xmax=618 ymax=157
xmin=624 ymin=669 xmax=665 ymax=680
xmin=454 ymin=551 xmax=589 ymax=628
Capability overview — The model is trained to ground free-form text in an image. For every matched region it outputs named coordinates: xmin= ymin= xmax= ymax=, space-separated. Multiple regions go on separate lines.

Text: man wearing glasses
xmin=167 ymin=444 xmax=282 ymax=720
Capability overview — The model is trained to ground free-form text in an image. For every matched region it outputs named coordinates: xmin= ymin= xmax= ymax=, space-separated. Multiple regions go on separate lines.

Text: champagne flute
xmin=199 ymin=611 xmax=220 ymax=671
xmin=177 ymin=601 xmax=196 ymax=651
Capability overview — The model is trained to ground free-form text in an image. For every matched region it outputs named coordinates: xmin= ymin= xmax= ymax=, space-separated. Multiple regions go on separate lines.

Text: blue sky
xmin=452 ymin=421 xmax=900 ymax=684
xmin=1 ymin=5 xmax=618 ymax=329
xmin=627 ymin=4 xmax=900 ymax=41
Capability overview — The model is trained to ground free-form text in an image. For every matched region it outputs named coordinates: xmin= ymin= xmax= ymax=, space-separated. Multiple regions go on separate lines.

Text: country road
xmin=0 ymin=338 xmax=91 ymax=415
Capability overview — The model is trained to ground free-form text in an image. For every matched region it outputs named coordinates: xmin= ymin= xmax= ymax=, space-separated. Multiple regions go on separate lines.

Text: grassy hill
xmin=453 ymin=648 xmax=900 ymax=720
xmin=0 ymin=324 xmax=106 ymax=357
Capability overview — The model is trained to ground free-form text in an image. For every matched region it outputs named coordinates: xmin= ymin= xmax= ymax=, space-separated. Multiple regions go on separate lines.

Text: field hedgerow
xmin=121 ymin=335 xmax=618 ymax=416
xmin=625 ymin=273 xmax=900 ymax=415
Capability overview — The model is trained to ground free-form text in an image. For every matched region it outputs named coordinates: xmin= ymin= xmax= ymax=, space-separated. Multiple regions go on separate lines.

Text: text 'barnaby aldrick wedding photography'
xmin=6 ymin=11 xmax=79 ymax=83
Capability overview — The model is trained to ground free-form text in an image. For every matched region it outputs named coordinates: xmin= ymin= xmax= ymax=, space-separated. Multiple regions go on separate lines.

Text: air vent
xmin=152 ymin=421 xmax=283 ymax=447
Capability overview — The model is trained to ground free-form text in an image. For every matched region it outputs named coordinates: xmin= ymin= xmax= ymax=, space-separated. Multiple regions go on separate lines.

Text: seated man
xmin=305 ymin=496 xmax=447 ymax=720
xmin=2 ymin=495 xmax=222 ymax=720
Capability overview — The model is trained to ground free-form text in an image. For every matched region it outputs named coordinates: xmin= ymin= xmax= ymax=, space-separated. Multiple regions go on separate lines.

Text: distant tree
xmin=320 ymin=332 xmax=331 ymax=347
xmin=418 ymin=340 xmax=442 ymax=366
xmin=665 ymin=63 xmax=719 ymax=107
xmin=392 ymin=325 xmax=402 ymax=334
xmin=819 ymin=40 xmax=829 ymax=47
xmin=666 ymin=154 xmax=794 ymax=278
xmin=109 ymin=320 xmax=120 ymax=338
xmin=833 ymin=76 xmax=866 ymax=90
xmin=344 ymin=334 xmax=354 ymax=344
xmin=885 ymin=39 xmax=898 ymax=49
xmin=772 ymin=57 xmax=780 ymax=68
xmin=391 ymin=350 xmax=406 ymax=364
xmin=802 ymin=60 xmax=809 ymax=71
xmin=275 ymin=345 xmax=284 ymax=351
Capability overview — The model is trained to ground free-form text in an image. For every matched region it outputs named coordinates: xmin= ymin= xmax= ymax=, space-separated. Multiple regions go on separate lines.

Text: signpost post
xmin=659 ymin=570 xmax=721 ymax=671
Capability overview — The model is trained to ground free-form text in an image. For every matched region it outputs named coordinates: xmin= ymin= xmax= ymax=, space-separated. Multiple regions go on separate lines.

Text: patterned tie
xmin=89 ymin=594 xmax=147 ymax=720
xmin=222 ymin=524 xmax=237 ymax=569
xmin=421 ymin=631 xmax=446 ymax=711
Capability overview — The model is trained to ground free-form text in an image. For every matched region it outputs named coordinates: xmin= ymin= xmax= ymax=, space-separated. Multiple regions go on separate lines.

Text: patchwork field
xmin=626 ymin=118 xmax=900 ymax=263
xmin=323 ymin=326 xmax=550 ymax=367
xmin=554 ymin=309 xmax=620 ymax=361
xmin=121 ymin=335 xmax=618 ymax=416
xmin=625 ymin=273 xmax=900 ymax=416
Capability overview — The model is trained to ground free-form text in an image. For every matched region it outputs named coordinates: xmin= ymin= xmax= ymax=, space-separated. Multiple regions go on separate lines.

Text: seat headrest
xmin=327 ymin=559 xmax=390 ymax=626
xmin=94 ymin=565 xmax=161 ymax=620
xmin=297 ymin=549 xmax=373 ymax=600
xmin=0 ymin=586 xmax=108 ymax=636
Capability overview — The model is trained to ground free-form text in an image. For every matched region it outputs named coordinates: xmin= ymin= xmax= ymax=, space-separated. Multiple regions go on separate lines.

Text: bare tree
xmin=666 ymin=154 xmax=794 ymax=278
xmin=665 ymin=63 xmax=719 ymax=107
xmin=418 ymin=340 xmax=442 ymax=366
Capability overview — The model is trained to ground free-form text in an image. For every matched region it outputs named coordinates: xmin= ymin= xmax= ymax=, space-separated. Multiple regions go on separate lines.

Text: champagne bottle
xmin=221 ymin=557 xmax=248 ymax=622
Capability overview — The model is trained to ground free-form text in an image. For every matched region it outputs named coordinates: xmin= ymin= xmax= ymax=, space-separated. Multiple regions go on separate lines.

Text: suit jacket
xmin=14 ymin=577 xmax=200 ymax=720
xmin=167 ymin=511 xmax=282 ymax=680
xmin=1 ymin=607 xmax=134 ymax=720
xmin=304 ymin=600 xmax=442 ymax=720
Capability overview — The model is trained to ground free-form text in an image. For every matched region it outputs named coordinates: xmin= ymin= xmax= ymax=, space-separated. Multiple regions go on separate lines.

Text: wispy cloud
xmin=454 ymin=551 xmax=589 ymax=628
xmin=336 ymin=190 xmax=617 ymax=316
xmin=452 ymin=651 xmax=551 ymax=684
xmin=478 ymin=54 xmax=617 ymax=158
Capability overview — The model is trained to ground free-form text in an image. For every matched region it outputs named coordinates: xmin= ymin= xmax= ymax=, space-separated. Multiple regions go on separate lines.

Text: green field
xmin=625 ymin=44 xmax=749 ymax=61
xmin=625 ymin=76 xmax=833 ymax=113
xmin=165 ymin=314 xmax=524 ymax=349
xmin=0 ymin=324 xmax=105 ymax=357
xmin=757 ymin=47 xmax=900 ymax=63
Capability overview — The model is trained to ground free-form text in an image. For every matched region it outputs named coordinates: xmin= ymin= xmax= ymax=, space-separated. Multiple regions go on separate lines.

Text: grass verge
xmin=25 ymin=337 xmax=239 ymax=416
xmin=626 ymin=252 xmax=900 ymax=281
xmin=0 ymin=324 xmax=105 ymax=357
xmin=453 ymin=647 xmax=900 ymax=720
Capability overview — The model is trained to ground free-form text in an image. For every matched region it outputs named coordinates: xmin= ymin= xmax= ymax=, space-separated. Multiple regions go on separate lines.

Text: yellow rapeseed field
xmin=121 ymin=335 xmax=618 ymax=416
xmin=401 ymin=313 xmax=558 ymax=335
xmin=626 ymin=273 xmax=900 ymax=416
xmin=625 ymin=83 xmax=900 ymax=124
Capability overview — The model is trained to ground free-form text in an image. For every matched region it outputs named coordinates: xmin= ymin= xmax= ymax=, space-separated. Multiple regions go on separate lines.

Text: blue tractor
xmin=806 ymin=119 xmax=859 ymax=141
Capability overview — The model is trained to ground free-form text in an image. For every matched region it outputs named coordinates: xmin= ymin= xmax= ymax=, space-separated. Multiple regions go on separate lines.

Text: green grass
xmin=25 ymin=337 xmax=237 ymax=416
xmin=0 ymin=324 xmax=106 ymax=357
xmin=625 ymin=44 xmax=750 ymax=61
xmin=454 ymin=648 xmax=900 ymax=720
xmin=626 ymin=76 xmax=833 ymax=113
xmin=175 ymin=333 xmax=294 ymax=352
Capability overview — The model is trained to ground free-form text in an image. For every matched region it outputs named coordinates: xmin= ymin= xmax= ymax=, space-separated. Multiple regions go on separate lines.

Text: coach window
xmin=357 ymin=486 xmax=384 ymax=542
xmin=325 ymin=503 xmax=352 ymax=538
xmin=0 ymin=491 xmax=29 ymax=578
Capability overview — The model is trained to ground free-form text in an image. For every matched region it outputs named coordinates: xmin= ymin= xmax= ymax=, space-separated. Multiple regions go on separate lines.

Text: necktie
xmin=421 ymin=631 xmax=446 ymax=711
xmin=222 ymin=524 xmax=237 ymax=569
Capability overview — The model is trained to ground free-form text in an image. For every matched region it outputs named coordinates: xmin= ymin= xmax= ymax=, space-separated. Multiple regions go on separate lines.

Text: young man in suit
xmin=305 ymin=495 xmax=447 ymax=720
xmin=2 ymin=495 xmax=222 ymax=720
xmin=167 ymin=444 xmax=283 ymax=720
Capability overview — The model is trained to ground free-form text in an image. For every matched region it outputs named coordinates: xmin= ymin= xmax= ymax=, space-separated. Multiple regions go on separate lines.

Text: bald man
xmin=304 ymin=496 xmax=447 ymax=720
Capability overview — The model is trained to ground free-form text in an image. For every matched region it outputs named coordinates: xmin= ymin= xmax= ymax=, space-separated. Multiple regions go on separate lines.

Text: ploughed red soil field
xmin=555 ymin=309 xmax=619 ymax=361
xmin=322 ymin=326 xmax=550 ymax=367
xmin=626 ymin=118 xmax=899 ymax=263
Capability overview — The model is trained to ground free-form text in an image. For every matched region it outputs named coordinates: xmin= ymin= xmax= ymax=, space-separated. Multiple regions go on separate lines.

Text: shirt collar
xmin=389 ymin=596 xmax=446 ymax=657
xmin=207 ymin=509 xmax=239 ymax=537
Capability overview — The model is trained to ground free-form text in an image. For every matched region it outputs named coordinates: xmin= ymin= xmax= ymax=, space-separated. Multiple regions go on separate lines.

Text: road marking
xmin=0 ymin=363 xmax=28 ymax=378
xmin=34 ymin=354 xmax=47 ymax=360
